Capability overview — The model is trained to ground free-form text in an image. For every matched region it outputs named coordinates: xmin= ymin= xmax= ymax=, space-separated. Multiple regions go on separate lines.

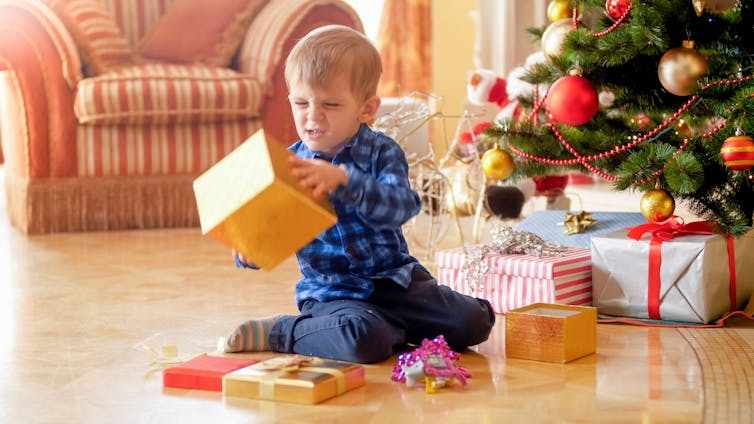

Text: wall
xmin=430 ymin=1 xmax=545 ymax=156
xmin=430 ymin=0 xmax=477 ymax=155
xmin=476 ymin=1 xmax=546 ymax=75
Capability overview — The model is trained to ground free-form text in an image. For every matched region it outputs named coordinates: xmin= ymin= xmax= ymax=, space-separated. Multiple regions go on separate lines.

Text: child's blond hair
xmin=284 ymin=25 xmax=382 ymax=101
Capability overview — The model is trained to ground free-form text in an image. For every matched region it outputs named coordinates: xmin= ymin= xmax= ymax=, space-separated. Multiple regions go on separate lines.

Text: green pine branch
xmin=487 ymin=0 xmax=754 ymax=235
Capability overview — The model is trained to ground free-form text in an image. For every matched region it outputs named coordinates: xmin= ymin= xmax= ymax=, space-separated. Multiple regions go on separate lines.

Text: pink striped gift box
xmin=436 ymin=247 xmax=592 ymax=314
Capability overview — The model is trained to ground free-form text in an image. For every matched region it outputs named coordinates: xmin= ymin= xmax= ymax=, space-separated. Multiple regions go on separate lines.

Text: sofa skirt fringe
xmin=5 ymin=173 xmax=200 ymax=234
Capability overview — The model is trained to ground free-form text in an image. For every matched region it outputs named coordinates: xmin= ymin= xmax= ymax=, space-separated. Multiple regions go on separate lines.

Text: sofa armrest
xmin=238 ymin=0 xmax=363 ymax=89
xmin=0 ymin=0 xmax=82 ymax=178
xmin=237 ymin=0 xmax=363 ymax=145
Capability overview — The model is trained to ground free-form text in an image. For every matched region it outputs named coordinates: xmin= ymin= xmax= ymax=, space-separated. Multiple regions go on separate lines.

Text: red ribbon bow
xmin=627 ymin=216 xmax=718 ymax=241
xmin=626 ymin=217 xmax=736 ymax=321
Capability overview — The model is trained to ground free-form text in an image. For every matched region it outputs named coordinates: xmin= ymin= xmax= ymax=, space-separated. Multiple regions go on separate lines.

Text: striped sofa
xmin=0 ymin=0 xmax=363 ymax=233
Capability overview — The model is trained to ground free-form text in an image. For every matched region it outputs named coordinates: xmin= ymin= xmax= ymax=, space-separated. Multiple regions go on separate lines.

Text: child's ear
xmin=360 ymin=96 xmax=381 ymax=122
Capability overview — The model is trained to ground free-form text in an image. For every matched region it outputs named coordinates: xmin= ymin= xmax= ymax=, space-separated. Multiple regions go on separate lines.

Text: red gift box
xmin=163 ymin=354 xmax=258 ymax=391
xmin=436 ymin=246 xmax=592 ymax=314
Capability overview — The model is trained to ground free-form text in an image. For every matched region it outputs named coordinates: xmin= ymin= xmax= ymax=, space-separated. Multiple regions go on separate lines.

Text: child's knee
xmin=337 ymin=315 xmax=399 ymax=363
xmin=470 ymin=299 xmax=495 ymax=333
xmin=447 ymin=299 xmax=495 ymax=349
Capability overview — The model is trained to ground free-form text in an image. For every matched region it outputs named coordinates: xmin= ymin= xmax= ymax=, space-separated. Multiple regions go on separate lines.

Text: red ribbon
xmin=626 ymin=217 xmax=737 ymax=320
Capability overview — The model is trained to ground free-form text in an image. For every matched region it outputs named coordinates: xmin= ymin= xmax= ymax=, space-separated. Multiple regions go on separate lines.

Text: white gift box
xmin=436 ymin=246 xmax=592 ymax=314
xmin=591 ymin=227 xmax=754 ymax=323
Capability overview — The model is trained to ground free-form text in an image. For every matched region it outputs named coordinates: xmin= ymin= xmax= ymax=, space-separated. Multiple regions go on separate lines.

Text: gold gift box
xmin=223 ymin=356 xmax=366 ymax=404
xmin=505 ymin=303 xmax=597 ymax=363
xmin=193 ymin=130 xmax=337 ymax=269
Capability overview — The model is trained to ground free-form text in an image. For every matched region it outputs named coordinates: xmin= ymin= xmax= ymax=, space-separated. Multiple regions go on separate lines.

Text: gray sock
xmin=223 ymin=316 xmax=279 ymax=352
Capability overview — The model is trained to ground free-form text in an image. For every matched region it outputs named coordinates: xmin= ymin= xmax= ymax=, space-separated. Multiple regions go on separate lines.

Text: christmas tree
xmin=484 ymin=0 xmax=754 ymax=235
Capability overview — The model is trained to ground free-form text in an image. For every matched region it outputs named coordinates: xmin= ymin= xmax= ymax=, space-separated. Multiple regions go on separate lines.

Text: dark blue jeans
xmin=268 ymin=267 xmax=495 ymax=363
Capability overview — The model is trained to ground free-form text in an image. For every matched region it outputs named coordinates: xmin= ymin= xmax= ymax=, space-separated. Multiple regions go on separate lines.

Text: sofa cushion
xmin=74 ymin=64 xmax=264 ymax=125
xmin=102 ymin=0 xmax=174 ymax=48
xmin=47 ymin=0 xmax=138 ymax=75
xmin=139 ymin=0 xmax=269 ymax=67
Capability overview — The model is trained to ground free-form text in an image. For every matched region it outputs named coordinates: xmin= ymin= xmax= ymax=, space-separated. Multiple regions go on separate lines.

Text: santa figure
xmin=466 ymin=69 xmax=519 ymax=123
xmin=458 ymin=69 xmax=534 ymax=219
xmin=464 ymin=58 xmax=573 ymax=212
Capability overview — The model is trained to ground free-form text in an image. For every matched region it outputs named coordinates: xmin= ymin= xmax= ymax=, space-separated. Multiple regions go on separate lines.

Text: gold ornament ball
xmin=481 ymin=146 xmax=515 ymax=180
xmin=692 ymin=0 xmax=706 ymax=16
xmin=657 ymin=40 xmax=708 ymax=96
xmin=541 ymin=18 xmax=575 ymax=60
xmin=640 ymin=188 xmax=676 ymax=223
xmin=547 ymin=0 xmax=572 ymax=22
xmin=693 ymin=0 xmax=738 ymax=16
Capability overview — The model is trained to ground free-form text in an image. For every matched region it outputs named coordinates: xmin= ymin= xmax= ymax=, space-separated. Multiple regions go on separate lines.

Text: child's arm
xmin=290 ymin=144 xmax=420 ymax=230
xmin=233 ymin=249 xmax=260 ymax=270
xmin=289 ymin=156 xmax=348 ymax=199
xmin=340 ymin=150 xmax=421 ymax=230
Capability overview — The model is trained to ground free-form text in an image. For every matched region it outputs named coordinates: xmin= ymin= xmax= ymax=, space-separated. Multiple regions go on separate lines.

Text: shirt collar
xmin=339 ymin=123 xmax=373 ymax=172
xmin=296 ymin=124 xmax=374 ymax=171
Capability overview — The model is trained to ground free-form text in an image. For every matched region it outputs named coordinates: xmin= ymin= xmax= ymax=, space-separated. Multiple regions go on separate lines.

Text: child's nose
xmin=307 ymin=105 xmax=323 ymax=121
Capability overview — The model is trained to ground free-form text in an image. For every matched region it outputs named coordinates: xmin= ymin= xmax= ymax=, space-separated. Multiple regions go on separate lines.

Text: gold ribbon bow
xmin=251 ymin=356 xmax=347 ymax=401
xmin=558 ymin=211 xmax=597 ymax=235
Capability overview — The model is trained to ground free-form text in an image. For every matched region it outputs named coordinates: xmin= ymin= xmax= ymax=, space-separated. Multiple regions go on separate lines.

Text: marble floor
xmin=1 ymin=169 xmax=753 ymax=423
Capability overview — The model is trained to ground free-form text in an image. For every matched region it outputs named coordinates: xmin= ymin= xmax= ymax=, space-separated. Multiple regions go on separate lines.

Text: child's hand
xmin=289 ymin=156 xmax=348 ymax=198
xmin=233 ymin=249 xmax=260 ymax=270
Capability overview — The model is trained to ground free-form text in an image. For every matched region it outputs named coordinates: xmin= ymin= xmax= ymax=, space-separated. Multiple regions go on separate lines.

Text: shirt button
xmin=347 ymin=247 xmax=355 ymax=254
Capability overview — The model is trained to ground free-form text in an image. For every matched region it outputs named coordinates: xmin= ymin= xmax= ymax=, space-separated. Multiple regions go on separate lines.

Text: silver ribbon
xmin=461 ymin=226 xmax=569 ymax=294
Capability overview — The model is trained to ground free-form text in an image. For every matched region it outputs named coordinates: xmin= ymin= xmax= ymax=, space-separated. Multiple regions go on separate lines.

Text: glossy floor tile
xmin=1 ymin=169 xmax=752 ymax=423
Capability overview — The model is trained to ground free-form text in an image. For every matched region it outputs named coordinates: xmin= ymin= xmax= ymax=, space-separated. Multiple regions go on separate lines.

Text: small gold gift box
xmin=193 ymin=130 xmax=337 ymax=269
xmin=223 ymin=356 xmax=366 ymax=404
xmin=505 ymin=303 xmax=597 ymax=363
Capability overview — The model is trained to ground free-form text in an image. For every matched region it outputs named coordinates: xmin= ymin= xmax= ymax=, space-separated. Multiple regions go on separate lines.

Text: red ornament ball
xmin=721 ymin=134 xmax=754 ymax=170
xmin=605 ymin=0 xmax=631 ymax=20
xmin=546 ymin=74 xmax=599 ymax=126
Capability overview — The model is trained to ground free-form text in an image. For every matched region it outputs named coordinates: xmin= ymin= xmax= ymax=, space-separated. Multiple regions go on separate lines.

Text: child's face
xmin=288 ymin=73 xmax=379 ymax=157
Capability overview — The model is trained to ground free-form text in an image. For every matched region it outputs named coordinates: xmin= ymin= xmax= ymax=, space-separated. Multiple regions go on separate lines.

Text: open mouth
xmin=306 ymin=129 xmax=324 ymax=137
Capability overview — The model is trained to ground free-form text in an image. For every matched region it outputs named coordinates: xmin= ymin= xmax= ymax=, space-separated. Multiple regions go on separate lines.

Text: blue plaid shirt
xmin=288 ymin=123 xmax=427 ymax=306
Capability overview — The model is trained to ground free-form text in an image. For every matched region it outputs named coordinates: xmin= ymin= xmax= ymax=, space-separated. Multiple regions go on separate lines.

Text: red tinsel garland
xmin=508 ymin=75 xmax=754 ymax=185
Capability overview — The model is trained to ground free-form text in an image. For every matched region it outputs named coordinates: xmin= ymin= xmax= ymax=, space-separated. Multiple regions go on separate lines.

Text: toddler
xmin=224 ymin=25 xmax=495 ymax=363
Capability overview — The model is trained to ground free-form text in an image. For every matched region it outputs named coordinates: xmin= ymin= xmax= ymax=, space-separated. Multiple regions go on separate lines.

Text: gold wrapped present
xmin=193 ymin=130 xmax=337 ymax=269
xmin=506 ymin=303 xmax=597 ymax=363
xmin=223 ymin=356 xmax=366 ymax=404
